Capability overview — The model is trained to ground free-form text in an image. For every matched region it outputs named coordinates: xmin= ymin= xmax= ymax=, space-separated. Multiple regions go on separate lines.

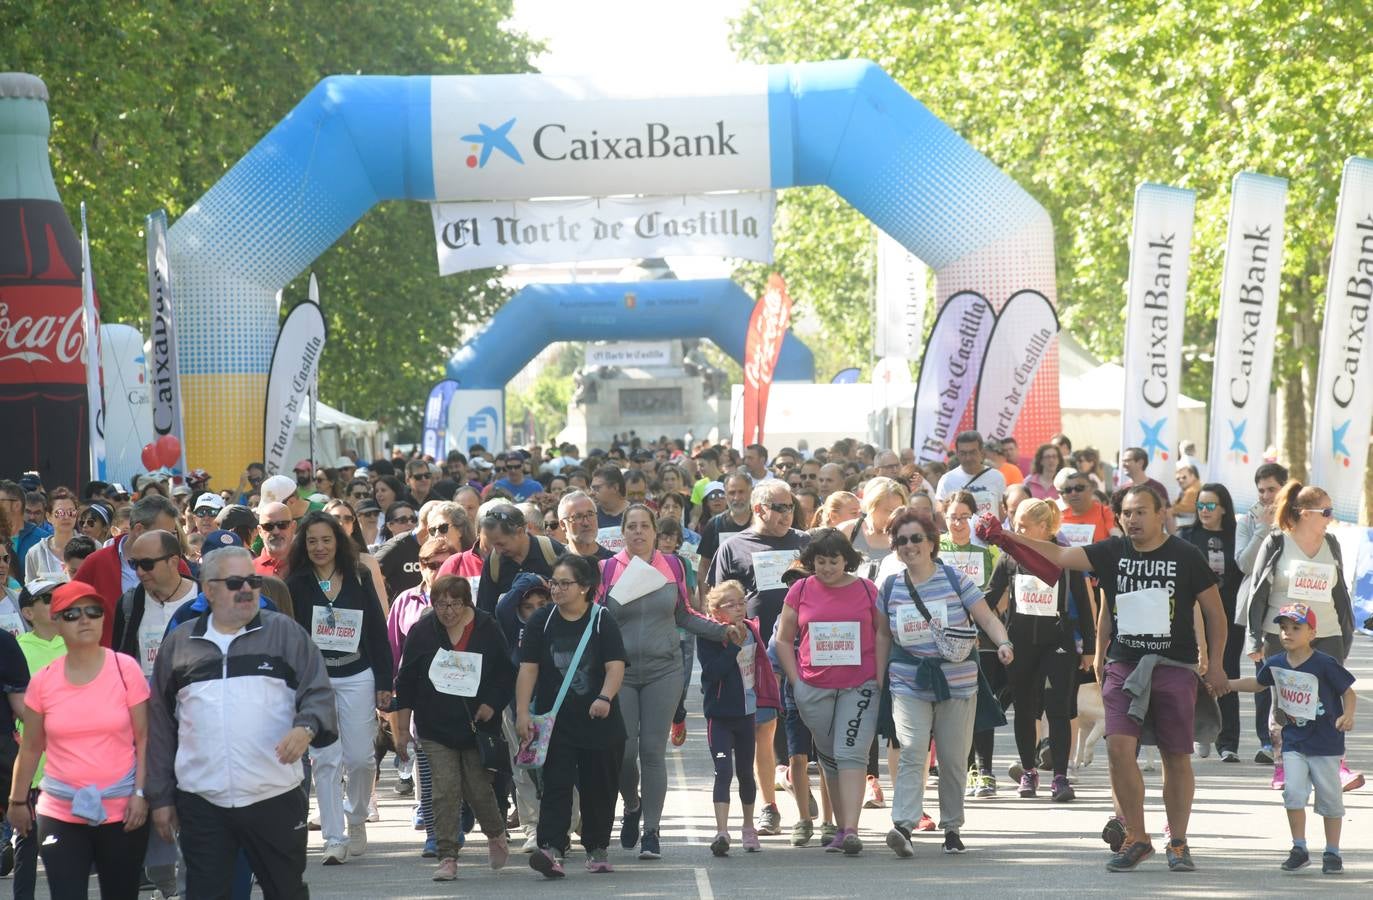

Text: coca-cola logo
xmin=0 ymin=302 xmax=84 ymax=365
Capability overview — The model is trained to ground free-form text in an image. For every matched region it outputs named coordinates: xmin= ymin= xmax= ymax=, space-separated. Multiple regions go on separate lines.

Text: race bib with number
xmin=597 ymin=526 xmax=626 ymax=553
xmin=1271 ymin=667 xmax=1320 ymax=722
xmin=311 ymin=605 xmax=364 ymax=653
xmin=1285 ymin=561 xmax=1334 ymax=604
xmin=736 ymin=642 xmax=756 ymax=691
xmin=1014 ymin=574 xmax=1058 ymax=617
xmin=0 ymin=610 xmax=24 ymax=637
xmin=808 ymin=621 xmax=861 ymax=666
xmin=752 ymin=549 xmax=799 ymax=592
xmin=945 ymin=552 xmax=985 ymax=587
xmin=1059 ymin=523 xmax=1096 ymax=547
xmin=429 ymin=648 xmax=483 ymax=697
xmin=894 ymin=600 xmax=946 ymax=648
xmin=1115 ymin=587 xmax=1171 ymax=636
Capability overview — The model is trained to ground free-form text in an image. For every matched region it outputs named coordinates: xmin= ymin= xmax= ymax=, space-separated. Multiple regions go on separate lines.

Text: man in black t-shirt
xmin=696 ymin=473 xmax=753 ymax=584
xmin=1000 ymin=485 xmax=1229 ymax=873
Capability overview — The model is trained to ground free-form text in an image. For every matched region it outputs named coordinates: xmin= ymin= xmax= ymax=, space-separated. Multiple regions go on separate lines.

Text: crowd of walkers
xmin=0 ymin=428 xmax=1364 ymax=896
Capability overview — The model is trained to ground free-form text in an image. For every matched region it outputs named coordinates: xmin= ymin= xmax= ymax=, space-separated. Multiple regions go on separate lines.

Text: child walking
xmin=698 ymin=580 xmax=780 ymax=856
xmin=1230 ymin=603 xmax=1356 ymax=874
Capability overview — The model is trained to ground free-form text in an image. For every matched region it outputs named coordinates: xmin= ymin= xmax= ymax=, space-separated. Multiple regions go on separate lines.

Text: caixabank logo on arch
xmin=431 ymin=70 xmax=771 ymax=201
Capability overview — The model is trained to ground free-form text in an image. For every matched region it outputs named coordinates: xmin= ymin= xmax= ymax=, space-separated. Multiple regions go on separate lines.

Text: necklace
xmin=318 ymin=568 xmax=337 ymax=593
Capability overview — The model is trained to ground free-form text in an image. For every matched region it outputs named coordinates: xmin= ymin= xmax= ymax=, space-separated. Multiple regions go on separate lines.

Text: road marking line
xmin=671 ymin=747 xmax=698 ymax=845
xmin=695 ymin=866 xmax=714 ymax=900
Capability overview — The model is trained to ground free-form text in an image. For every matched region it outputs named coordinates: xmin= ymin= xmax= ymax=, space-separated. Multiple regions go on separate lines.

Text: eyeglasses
xmin=948 ymin=514 xmax=972 ymax=523
xmin=892 ymin=533 xmax=928 ymax=548
xmin=128 ymin=553 xmax=176 ymax=572
xmin=208 ymin=575 xmax=264 ymax=591
xmin=58 ymin=605 xmax=105 ymax=622
xmin=763 ymin=502 xmax=794 ymax=514
xmin=260 ymin=520 xmax=292 ymax=531
xmin=432 ymin=599 xmax=466 ymax=611
xmin=428 ymin=523 xmax=451 ymax=537
xmin=1300 ymin=507 xmax=1334 ymax=518
xmin=410 ymin=473 xmax=432 ymax=481
xmin=548 ymin=578 xmax=580 ymax=590
xmin=1196 ymin=501 xmax=1219 ymax=512
xmin=1061 ymin=484 xmax=1090 ymax=494
xmin=335 ymin=515 xmax=356 ymax=526
xmin=390 ymin=515 xmax=416 ymax=526
xmin=563 ymin=510 xmax=595 ymax=522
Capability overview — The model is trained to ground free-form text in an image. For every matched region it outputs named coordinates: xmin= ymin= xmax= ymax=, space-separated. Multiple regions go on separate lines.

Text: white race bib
xmin=1285 ymin=561 xmax=1334 ymax=604
xmin=807 ymin=621 xmax=861 ymax=666
xmin=752 ymin=549 xmax=799 ymax=592
xmin=0 ymin=610 xmax=24 ymax=637
xmin=596 ymin=526 xmax=626 ymax=553
xmin=311 ymin=605 xmax=364 ymax=653
xmin=1059 ymin=523 xmax=1096 ymax=547
xmin=894 ymin=600 xmax=946 ymax=648
xmin=428 ymin=648 xmax=483 ymax=697
xmin=1272 ymin=667 xmax=1320 ymax=722
xmin=1014 ymin=574 xmax=1058 ymax=617
xmin=466 ymin=576 xmax=481 ymax=600
xmin=736 ymin=641 xmax=756 ymax=690
xmin=1207 ymin=550 xmax=1226 ymax=577
xmin=138 ymin=621 xmax=166 ymax=677
xmin=1115 ymin=587 xmax=1171 ymax=636
xmin=945 ymin=552 xmax=985 ymax=587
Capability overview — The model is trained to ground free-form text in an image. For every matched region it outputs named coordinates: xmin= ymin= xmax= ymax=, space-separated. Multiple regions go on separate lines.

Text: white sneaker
xmin=1194 ymin=742 xmax=1211 ymax=758
xmin=322 ymin=841 xmax=348 ymax=865
xmin=367 ymin=794 xmax=380 ymax=822
xmin=522 ymin=834 xmax=540 ymax=853
xmin=348 ymin=822 xmax=368 ymax=856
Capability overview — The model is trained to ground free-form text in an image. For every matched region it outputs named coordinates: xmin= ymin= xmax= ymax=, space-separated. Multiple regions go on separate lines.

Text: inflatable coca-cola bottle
xmin=0 ymin=73 xmax=90 ymax=488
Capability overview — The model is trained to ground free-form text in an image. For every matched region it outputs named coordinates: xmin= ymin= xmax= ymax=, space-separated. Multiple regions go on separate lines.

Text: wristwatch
xmin=299 ymin=724 xmax=316 ymax=739
xmin=133 ymin=788 xmax=146 ymax=799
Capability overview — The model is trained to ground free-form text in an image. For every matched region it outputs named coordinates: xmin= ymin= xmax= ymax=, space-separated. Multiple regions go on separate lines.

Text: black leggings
xmin=1009 ymin=637 xmax=1078 ymax=776
xmin=37 ymin=815 xmax=150 ymax=900
xmin=707 ymin=715 xmax=757 ymax=805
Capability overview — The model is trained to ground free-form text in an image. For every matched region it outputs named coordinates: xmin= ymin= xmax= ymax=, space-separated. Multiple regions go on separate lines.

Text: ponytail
xmin=1274 ymin=479 xmax=1331 ymax=532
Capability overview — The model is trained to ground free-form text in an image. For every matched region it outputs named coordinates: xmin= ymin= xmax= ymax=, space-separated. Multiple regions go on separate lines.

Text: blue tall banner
xmin=831 ymin=367 xmax=861 ymax=384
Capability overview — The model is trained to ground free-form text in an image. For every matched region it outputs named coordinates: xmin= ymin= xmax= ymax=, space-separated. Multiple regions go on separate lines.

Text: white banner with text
xmin=974 ymin=290 xmax=1059 ymax=441
xmin=874 ymin=228 xmax=928 ymax=360
xmin=910 ymin=291 xmax=996 ymax=464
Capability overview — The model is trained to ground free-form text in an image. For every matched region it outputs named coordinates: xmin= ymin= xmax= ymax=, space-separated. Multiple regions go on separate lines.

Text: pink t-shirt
xmin=26 ymin=649 xmax=148 ymax=824
xmin=783 ymin=576 xmax=879 ymax=689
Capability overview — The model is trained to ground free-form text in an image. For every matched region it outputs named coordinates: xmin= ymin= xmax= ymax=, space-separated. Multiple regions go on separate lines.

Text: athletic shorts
xmin=756 ymin=706 xmax=778 ymax=726
xmin=1102 ymin=660 xmax=1196 ymax=754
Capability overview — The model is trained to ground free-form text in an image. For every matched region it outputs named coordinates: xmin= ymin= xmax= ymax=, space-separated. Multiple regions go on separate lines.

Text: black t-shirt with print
xmin=520 ymin=604 xmax=627 ymax=748
xmin=375 ymin=532 xmax=421 ymax=600
xmin=1083 ymin=535 xmax=1217 ymax=664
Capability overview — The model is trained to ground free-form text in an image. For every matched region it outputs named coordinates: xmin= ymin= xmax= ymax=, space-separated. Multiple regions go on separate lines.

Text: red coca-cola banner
xmin=741 ymin=273 xmax=792 ymax=446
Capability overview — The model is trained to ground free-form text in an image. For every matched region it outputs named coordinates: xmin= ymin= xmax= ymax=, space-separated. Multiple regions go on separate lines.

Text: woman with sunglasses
xmin=285 ymin=512 xmax=392 ymax=865
xmin=383 ymin=502 xmax=417 ymax=542
xmin=1180 ymin=483 xmax=1244 ymax=760
xmin=23 ymin=488 xmax=78 ymax=583
xmin=313 ymin=467 xmax=341 ymax=500
xmin=77 ymin=503 xmax=113 ymax=544
xmin=879 ymin=507 xmax=1012 ymax=858
xmin=1242 ymin=480 xmax=1359 ymax=791
xmin=324 ymin=499 xmax=389 ymax=611
xmin=394 ymin=575 xmax=514 ymax=881
xmin=7 ymin=581 xmax=150 ymax=899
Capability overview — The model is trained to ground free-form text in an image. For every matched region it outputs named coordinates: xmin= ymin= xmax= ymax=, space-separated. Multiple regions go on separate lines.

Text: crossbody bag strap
xmin=901 ymin=570 xmax=934 ymax=623
xmin=548 ymin=605 xmax=600 ymax=719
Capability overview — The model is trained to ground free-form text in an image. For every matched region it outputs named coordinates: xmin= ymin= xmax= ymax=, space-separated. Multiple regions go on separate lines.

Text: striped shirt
xmin=879 ymin=565 xmax=985 ymax=701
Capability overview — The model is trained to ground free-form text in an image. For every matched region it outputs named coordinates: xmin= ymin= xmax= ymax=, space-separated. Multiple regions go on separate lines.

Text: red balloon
xmin=141 ymin=444 xmax=159 ymax=471
xmin=156 ymin=434 xmax=182 ymax=469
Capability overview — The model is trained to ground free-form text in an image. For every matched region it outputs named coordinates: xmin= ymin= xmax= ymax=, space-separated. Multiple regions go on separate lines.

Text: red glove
xmin=973 ymin=513 xmax=1062 ymax=586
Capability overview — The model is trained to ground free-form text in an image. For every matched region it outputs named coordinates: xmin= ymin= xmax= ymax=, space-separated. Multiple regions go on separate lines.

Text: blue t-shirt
xmin=492 ymin=478 xmax=541 ymax=501
xmin=1256 ymin=650 xmax=1355 ymax=757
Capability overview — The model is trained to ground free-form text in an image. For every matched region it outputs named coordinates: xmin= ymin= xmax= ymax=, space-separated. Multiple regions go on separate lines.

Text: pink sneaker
xmin=742 ymin=826 xmax=762 ymax=852
xmin=488 ymin=832 xmax=509 ymax=870
xmin=530 ymin=847 xmax=564 ymax=879
xmin=1340 ymin=764 xmax=1365 ymax=792
xmin=585 ymin=850 xmax=613 ymax=873
xmin=1271 ymin=764 xmax=1285 ymax=791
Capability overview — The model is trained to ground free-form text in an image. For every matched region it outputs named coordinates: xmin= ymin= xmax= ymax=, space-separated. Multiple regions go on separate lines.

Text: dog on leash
xmin=1072 ymin=681 xmax=1160 ymax=771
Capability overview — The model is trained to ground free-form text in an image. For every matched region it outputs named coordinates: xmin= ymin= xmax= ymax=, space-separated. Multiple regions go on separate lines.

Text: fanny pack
xmin=902 ymin=565 xmax=978 ymax=663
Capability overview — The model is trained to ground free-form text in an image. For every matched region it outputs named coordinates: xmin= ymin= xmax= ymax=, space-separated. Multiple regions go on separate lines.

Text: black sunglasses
xmin=349 ymin=491 xmax=370 ymax=500
xmin=58 ymin=605 xmax=105 ymax=622
xmin=128 ymin=553 xmax=177 ymax=572
xmin=390 ymin=515 xmax=417 ymax=526
xmin=763 ymin=502 xmax=794 ymax=513
xmin=260 ymin=521 xmax=292 ymax=531
xmin=1061 ymin=484 xmax=1090 ymax=494
xmin=428 ymin=523 xmax=451 ymax=536
xmin=208 ymin=575 xmax=264 ymax=591
xmin=892 ymin=533 xmax=928 ymax=548
xmin=410 ymin=473 xmax=432 ymax=480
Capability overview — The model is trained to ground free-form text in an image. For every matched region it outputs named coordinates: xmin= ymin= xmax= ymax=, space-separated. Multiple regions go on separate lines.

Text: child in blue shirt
xmin=1230 ymin=603 xmax=1357 ymax=875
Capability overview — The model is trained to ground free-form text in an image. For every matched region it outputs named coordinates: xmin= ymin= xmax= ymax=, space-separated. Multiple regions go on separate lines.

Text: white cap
xmin=258 ymin=474 xmax=299 ymax=508
xmin=335 ymin=455 xmax=356 ymax=469
xmin=193 ymin=493 xmax=226 ymax=512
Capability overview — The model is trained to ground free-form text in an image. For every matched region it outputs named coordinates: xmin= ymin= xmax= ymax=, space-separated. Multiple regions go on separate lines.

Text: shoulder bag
xmin=514 ymin=604 xmax=602 ymax=770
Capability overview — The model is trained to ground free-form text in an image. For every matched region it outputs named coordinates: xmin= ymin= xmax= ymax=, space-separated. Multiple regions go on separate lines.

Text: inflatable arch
xmin=447 ymin=279 xmax=814 ymax=389
xmin=169 ymin=59 xmax=1057 ymax=477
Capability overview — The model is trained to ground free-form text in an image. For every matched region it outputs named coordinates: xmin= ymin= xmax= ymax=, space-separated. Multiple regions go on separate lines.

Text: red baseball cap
xmin=293 ymin=460 xmax=313 ymax=473
xmin=1272 ymin=603 xmax=1316 ymax=629
xmin=49 ymin=581 xmax=102 ymax=615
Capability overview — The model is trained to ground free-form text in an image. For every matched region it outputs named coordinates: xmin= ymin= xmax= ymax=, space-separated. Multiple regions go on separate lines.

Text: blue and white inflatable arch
xmin=169 ymin=59 xmax=1056 ymax=476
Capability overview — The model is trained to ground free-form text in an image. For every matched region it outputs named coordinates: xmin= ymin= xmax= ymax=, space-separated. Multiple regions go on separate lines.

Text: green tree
xmin=4 ymin=1 xmax=538 ymax=433
xmin=733 ymin=0 xmax=1370 ymax=497
xmin=506 ymin=344 xmax=581 ymax=443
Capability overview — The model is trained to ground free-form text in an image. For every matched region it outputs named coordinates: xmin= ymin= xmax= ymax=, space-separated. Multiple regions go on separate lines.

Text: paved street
xmin=19 ymin=640 xmax=1373 ymax=898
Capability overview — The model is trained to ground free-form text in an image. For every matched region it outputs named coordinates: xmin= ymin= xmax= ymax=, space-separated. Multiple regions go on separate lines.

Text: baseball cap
xmin=193 ymin=493 xmax=226 ymax=513
xmin=1273 ymin=603 xmax=1316 ymax=629
xmin=258 ymin=474 xmax=299 ymax=508
xmin=50 ymin=581 xmax=102 ymax=615
xmin=202 ymin=529 xmax=245 ymax=552
xmin=356 ymin=499 xmax=382 ymax=515
xmin=216 ymin=504 xmax=258 ymax=531
xmin=171 ymin=484 xmax=192 ymax=497
xmin=188 ymin=468 xmax=211 ymax=483
xmin=703 ymin=481 xmax=725 ymax=499
xmin=334 ymin=455 xmax=356 ymax=469
xmin=293 ymin=459 xmax=313 ymax=473
xmin=471 ymin=458 xmax=494 ymax=471
xmin=354 ymin=466 xmax=371 ymax=480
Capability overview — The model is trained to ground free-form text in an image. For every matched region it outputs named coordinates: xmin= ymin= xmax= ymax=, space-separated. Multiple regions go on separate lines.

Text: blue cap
xmin=202 ymin=530 xmax=244 ymax=551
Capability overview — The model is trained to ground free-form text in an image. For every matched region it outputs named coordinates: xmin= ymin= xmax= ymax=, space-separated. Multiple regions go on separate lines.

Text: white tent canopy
xmin=285 ymin=400 xmax=383 ymax=469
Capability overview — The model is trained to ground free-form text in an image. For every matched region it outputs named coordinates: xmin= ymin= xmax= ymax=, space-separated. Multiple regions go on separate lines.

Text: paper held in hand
xmin=610 ymin=555 xmax=669 ymax=605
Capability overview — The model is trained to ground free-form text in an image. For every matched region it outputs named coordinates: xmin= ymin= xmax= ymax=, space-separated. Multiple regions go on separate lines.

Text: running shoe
xmin=942 ymin=832 xmax=966 ymax=854
xmin=820 ymin=821 xmax=839 ymax=844
xmin=1101 ymin=817 xmax=1126 ymax=853
xmin=530 ymin=847 xmax=565 ymax=879
xmin=488 ymin=832 xmax=509 ymax=870
xmin=915 ymin=814 xmax=936 ymax=832
xmin=710 ymin=832 xmax=730 ymax=857
xmin=1219 ymin=749 xmax=1239 ymax=763
xmin=1271 ymin=764 xmax=1285 ymax=791
xmin=742 ymin=826 xmax=762 ymax=853
xmin=348 ymin=823 xmax=368 ymax=856
xmin=1050 ymin=774 xmax=1075 ymax=802
xmin=585 ymin=848 xmax=613 ymax=873
xmin=1255 ymin=745 xmax=1274 ymax=764
xmin=776 ymin=764 xmax=790 ymax=791
xmin=975 ymin=773 xmax=996 ymax=798
xmin=521 ymin=834 xmax=539 ymax=853
xmin=394 ymin=777 xmax=414 ymax=796
xmin=1166 ymin=839 xmax=1195 ymax=872
xmin=639 ymin=830 xmax=661 ymax=860
xmin=1106 ymin=839 xmax=1154 ymax=872
xmin=620 ymin=804 xmax=642 ymax=849
xmin=309 ymin=814 xmax=322 ymax=831
xmin=757 ymin=803 xmax=782 ymax=836
xmin=432 ymin=857 xmax=457 ymax=881
xmin=1018 ymin=769 xmax=1039 ymax=798
xmin=964 ymin=766 xmax=979 ymax=797
xmin=824 ymin=828 xmax=849 ymax=853
xmin=411 ymin=806 xmax=424 ymax=830
xmin=322 ymin=841 xmax=348 ymax=866
xmin=367 ymin=795 xmax=379 ymax=823
xmin=1339 ymin=764 xmax=1364 ymax=792
xmin=1008 ymin=761 xmax=1024 ymax=783
xmin=670 ymin=721 xmax=687 ymax=747
xmin=422 ymin=837 xmax=437 ymax=858
xmin=1322 ymin=851 xmax=1343 ymax=874
xmin=886 ymin=825 xmax=914 ymax=858
xmin=791 ymin=819 xmax=813 ymax=847
xmin=842 ymin=831 xmax=864 ymax=856
xmin=1193 ymin=742 xmax=1211 ymax=758
xmin=864 ymin=774 xmax=886 ymax=808
xmin=1280 ymin=845 xmax=1310 ymax=871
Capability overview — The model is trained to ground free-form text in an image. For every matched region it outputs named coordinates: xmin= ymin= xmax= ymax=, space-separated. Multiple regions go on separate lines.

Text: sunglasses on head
xmin=58 ymin=605 xmax=105 ymax=622
xmin=208 ymin=574 xmax=264 ymax=591
xmin=128 ymin=553 xmax=176 ymax=571
xmin=892 ymin=533 xmax=928 ymax=548
xmin=428 ymin=523 xmax=451 ymax=536
xmin=261 ymin=520 xmax=292 ymax=531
